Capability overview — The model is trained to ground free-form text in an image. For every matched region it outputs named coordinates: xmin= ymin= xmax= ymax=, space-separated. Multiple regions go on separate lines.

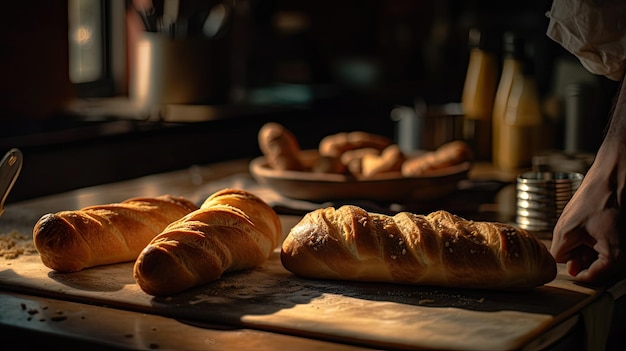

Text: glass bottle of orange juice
xmin=497 ymin=41 xmax=543 ymax=171
xmin=492 ymin=32 xmax=525 ymax=168
xmin=461 ymin=28 xmax=498 ymax=161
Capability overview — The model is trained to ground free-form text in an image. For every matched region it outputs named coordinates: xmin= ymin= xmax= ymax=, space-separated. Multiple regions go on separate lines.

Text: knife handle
xmin=0 ymin=148 xmax=23 ymax=212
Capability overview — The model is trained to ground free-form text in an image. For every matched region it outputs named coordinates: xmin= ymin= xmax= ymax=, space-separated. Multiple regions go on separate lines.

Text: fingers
xmin=551 ymin=225 xmax=607 ymax=283
xmin=573 ymin=254 xmax=614 ymax=284
xmin=550 ymin=227 xmax=596 ymax=263
xmin=564 ymin=245 xmax=597 ymax=278
xmin=562 ymin=231 xmax=625 ymax=284
xmin=566 ymin=259 xmax=583 ymax=278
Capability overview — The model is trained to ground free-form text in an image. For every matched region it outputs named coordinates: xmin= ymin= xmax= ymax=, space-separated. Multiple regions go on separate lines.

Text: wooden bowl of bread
xmin=250 ymin=123 xmax=473 ymax=202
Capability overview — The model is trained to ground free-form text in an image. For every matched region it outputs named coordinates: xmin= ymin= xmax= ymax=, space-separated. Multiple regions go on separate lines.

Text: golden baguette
xmin=281 ymin=205 xmax=556 ymax=290
xmin=33 ymin=195 xmax=199 ymax=272
xmin=133 ymin=188 xmax=281 ymax=296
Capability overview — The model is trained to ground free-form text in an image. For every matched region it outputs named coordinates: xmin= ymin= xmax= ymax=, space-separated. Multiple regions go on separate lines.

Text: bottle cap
xmin=503 ymin=31 xmax=525 ymax=59
xmin=468 ymin=27 xmax=497 ymax=52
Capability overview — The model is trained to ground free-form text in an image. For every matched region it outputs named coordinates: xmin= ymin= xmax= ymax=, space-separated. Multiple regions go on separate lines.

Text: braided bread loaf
xmin=133 ymin=188 xmax=282 ymax=296
xmin=281 ymin=205 xmax=556 ymax=290
xmin=33 ymin=195 xmax=199 ymax=272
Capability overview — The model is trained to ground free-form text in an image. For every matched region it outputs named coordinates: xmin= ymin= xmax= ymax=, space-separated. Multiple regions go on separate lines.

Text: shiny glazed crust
xmin=33 ymin=195 xmax=199 ymax=272
xmin=281 ymin=205 xmax=557 ymax=290
xmin=133 ymin=188 xmax=282 ymax=296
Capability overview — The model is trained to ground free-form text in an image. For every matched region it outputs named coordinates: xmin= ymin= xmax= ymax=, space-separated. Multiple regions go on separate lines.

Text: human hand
xmin=550 ymin=142 xmax=626 ymax=285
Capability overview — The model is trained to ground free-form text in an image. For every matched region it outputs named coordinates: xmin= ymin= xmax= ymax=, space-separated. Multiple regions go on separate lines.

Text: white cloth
xmin=546 ymin=0 xmax=626 ymax=81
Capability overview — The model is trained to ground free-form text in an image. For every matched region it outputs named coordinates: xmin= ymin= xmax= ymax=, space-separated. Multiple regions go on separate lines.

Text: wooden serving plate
xmin=249 ymin=150 xmax=471 ymax=202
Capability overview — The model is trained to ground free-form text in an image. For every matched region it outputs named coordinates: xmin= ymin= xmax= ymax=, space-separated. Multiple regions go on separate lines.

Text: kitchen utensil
xmin=391 ymin=102 xmax=464 ymax=153
xmin=249 ymin=149 xmax=471 ymax=202
xmin=202 ymin=2 xmax=231 ymax=39
xmin=130 ymin=32 xmax=215 ymax=116
xmin=0 ymin=148 xmax=23 ymax=217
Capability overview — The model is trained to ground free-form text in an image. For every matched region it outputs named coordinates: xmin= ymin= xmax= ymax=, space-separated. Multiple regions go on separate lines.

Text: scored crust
xmin=281 ymin=205 xmax=556 ymax=290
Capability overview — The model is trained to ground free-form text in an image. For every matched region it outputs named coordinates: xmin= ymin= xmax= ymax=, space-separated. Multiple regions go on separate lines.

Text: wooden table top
xmin=0 ymin=158 xmax=623 ymax=350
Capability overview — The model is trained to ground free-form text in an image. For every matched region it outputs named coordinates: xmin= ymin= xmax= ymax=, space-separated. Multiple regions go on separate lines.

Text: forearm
xmin=592 ymin=75 xmax=626 ymax=211
xmin=605 ymin=75 xmax=626 ymax=143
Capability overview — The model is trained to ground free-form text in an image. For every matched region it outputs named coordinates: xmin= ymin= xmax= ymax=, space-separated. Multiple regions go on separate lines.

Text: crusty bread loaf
xmin=281 ymin=205 xmax=556 ymax=290
xmin=133 ymin=188 xmax=282 ymax=296
xmin=258 ymin=122 xmax=305 ymax=171
xmin=33 ymin=195 xmax=199 ymax=273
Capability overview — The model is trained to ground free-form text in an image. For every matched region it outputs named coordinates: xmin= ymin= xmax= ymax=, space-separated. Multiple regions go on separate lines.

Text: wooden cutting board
xmin=0 ymin=251 xmax=600 ymax=351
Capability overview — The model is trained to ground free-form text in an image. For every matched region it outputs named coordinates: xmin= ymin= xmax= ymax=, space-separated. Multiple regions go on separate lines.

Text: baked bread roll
xmin=318 ymin=131 xmax=391 ymax=158
xmin=281 ymin=205 xmax=556 ymax=290
xmin=258 ymin=122 xmax=305 ymax=171
xmin=33 ymin=195 xmax=199 ymax=273
xmin=361 ymin=144 xmax=406 ymax=177
xmin=402 ymin=140 xmax=472 ymax=176
xmin=134 ymin=189 xmax=282 ymax=296
xmin=312 ymin=155 xmax=347 ymax=174
xmin=340 ymin=147 xmax=380 ymax=165
xmin=339 ymin=148 xmax=380 ymax=175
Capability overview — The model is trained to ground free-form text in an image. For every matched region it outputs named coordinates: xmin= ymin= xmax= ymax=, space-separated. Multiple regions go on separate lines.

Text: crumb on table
xmin=0 ymin=230 xmax=37 ymax=259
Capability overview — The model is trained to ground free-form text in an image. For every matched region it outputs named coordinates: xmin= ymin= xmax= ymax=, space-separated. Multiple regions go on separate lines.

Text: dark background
xmin=0 ymin=0 xmax=619 ymax=202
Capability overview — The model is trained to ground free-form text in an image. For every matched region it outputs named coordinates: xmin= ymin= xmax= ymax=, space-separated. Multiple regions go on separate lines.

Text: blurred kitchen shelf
xmin=1 ymin=94 xmax=397 ymax=203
